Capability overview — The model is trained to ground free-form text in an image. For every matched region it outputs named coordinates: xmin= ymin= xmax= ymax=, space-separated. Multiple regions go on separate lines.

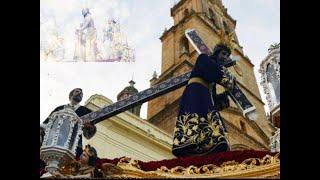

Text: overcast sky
xmin=40 ymin=0 xmax=280 ymax=123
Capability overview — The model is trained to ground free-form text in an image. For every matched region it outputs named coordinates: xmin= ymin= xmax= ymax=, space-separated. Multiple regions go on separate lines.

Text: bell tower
xmin=147 ymin=0 xmax=275 ymax=150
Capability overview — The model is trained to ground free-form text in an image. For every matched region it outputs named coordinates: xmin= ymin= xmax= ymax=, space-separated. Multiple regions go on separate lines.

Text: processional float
xmin=40 ymin=29 xmax=258 ymax=176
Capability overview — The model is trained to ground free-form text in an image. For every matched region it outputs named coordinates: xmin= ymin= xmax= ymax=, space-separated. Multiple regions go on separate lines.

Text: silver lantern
xmin=40 ymin=107 xmax=83 ymax=175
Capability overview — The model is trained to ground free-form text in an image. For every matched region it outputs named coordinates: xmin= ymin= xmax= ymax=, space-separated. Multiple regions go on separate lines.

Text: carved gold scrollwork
xmin=200 ymin=164 xmax=219 ymax=174
xmin=186 ymin=165 xmax=200 ymax=174
xmin=117 ymin=157 xmax=141 ymax=170
xmin=171 ymin=166 xmax=185 ymax=174
xmin=54 ymin=153 xmax=280 ymax=178
xmin=154 ymin=153 xmax=279 ymax=178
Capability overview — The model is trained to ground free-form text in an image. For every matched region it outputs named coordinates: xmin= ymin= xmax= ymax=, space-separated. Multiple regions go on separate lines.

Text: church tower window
xmin=208 ymin=8 xmax=217 ymax=28
xmin=223 ymin=21 xmax=230 ymax=34
xmin=180 ymin=36 xmax=189 ymax=54
xmin=208 ymin=8 xmax=214 ymax=19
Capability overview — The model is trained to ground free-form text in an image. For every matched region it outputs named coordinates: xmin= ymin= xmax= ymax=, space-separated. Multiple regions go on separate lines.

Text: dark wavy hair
xmin=211 ymin=43 xmax=231 ymax=57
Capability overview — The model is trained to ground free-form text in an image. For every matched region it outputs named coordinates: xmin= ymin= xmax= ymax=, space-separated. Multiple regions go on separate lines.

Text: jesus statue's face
xmin=218 ymin=50 xmax=230 ymax=62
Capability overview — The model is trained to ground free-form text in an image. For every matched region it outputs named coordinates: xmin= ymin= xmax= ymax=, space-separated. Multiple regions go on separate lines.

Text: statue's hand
xmin=226 ymin=74 xmax=236 ymax=91
xmin=219 ymin=68 xmax=236 ymax=91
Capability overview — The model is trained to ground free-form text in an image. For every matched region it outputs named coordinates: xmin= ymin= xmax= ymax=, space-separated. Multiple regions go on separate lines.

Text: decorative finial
xmin=268 ymin=43 xmax=280 ymax=53
xmin=152 ymin=70 xmax=158 ymax=79
xmin=129 ymin=80 xmax=135 ymax=87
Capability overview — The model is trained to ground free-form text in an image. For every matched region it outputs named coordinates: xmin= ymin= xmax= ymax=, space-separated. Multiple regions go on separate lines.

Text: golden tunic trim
xmin=188 ymin=77 xmax=209 ymax=89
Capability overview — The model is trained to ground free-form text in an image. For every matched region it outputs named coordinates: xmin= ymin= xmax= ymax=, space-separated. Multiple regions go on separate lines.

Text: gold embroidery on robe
xmin=173 ymin=111 xmax=228 ymax=155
